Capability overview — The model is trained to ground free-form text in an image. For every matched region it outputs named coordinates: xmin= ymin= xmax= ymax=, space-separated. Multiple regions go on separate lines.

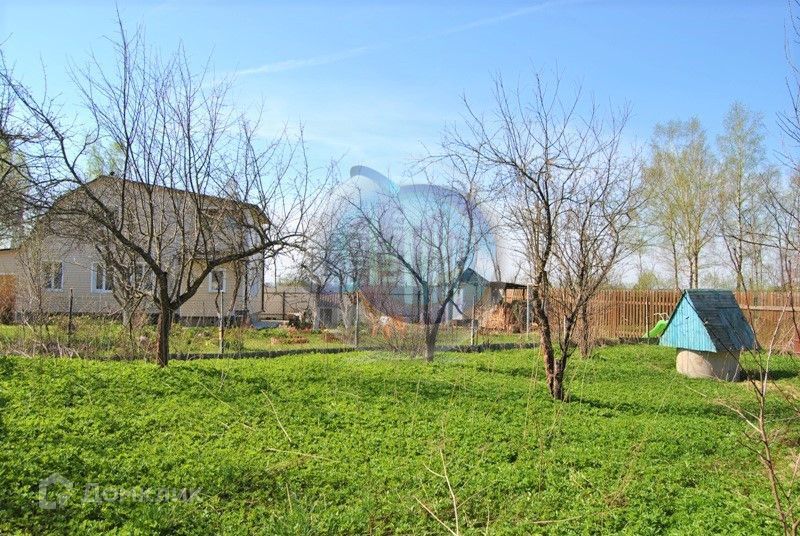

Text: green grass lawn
xmin=0 ymin=319 xmax=536 ymax=358
xmin=0 ymin=345 xmax=797 ymax=534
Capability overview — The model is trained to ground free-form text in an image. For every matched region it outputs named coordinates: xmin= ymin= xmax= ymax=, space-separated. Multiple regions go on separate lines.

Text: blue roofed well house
xmin=659 ymin=289 xmax=756 ymax=381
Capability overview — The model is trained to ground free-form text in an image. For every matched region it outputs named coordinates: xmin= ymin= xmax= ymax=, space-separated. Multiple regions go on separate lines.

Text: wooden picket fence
xmin=588 ymin=289 xmax=800 ymax=352
xmin=0 ymin=275 xmax=14 ymax=324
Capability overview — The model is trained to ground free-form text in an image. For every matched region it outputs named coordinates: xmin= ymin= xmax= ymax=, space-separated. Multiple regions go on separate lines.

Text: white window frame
xmin=208 ymin=268 xmax=226 ymax=293
xmin=92 ymin=263 xmax=113 ymax=293
xmin=42 ymin=261 xmax=63 ymax=291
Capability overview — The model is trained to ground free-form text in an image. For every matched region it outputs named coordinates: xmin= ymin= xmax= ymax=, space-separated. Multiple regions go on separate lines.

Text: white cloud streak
xmin=235 ymin=45 xmax=373 ymax=76
xmin=235 ymin=0 xmax=586 ymax=77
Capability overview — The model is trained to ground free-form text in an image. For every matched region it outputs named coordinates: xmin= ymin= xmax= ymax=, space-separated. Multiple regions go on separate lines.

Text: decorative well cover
xmin=659 ymin=289 xmax=756 ymax=353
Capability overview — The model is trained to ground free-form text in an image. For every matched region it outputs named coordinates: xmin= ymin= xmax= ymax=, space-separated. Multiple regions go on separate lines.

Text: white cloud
xmin=235 ymin=0 xmax=586 ymax=77
xmin=435 ymin=0 xmax=587 ymax=37
xmin=236 ymin=45 xmax=373 ymax=76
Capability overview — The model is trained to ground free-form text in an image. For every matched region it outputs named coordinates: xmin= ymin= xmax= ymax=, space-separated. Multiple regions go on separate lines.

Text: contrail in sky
xmin=235 ymin=0 xmax=587 ymax=77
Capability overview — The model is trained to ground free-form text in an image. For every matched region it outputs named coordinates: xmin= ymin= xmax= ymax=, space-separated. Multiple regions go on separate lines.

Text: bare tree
xmin=296 ymin=192 xmax=374 ymax=341
xmin=298 ymin=186 xmax=350 ymax=331
xmin=449 ymin=72 xmax=635 ymax=399
xmin=720 ymin=302 xmax=800 ymax=536
xmin=349 ymin=160 xmax=491 ymax=362
xmin=0 ymin=83 xmax=29 ymax=246
xmin=298 ymin=236 xmax=336 ymax=331
xmin=97 ymin=242 xmax=147 ymax=338
xmin=768 ymin=173 xmax=800 ymax=294
xmin=718 ymin=7 xmax=800 ymax=532
xmin=551 ymin=146 xmax=641 ymax=358
xmin=0 ymin=19 xmax=320 ymax=366
xmin=335 ymin=223 xmax=372 ymax=336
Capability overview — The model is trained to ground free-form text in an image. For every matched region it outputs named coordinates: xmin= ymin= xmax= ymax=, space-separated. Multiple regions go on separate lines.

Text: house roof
xmin=5 ymin=174 xmax=269 ymax=252
xmin=458 ymin=268 xmax=489 ymax=286
xmin=488 ymin=281 xmax=527 ymax=291
xmin=91 ymin=175 xmax=266 ymax=219
xmin=659 ymin=289 xmax=756 ymax=353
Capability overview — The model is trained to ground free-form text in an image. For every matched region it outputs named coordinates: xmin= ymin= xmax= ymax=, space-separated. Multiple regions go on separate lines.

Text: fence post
xmin=282 ymin=291 xmax=286 ymax=320
xmin=218 ymin=289 xmax=225 ymax=357
xmin=67 ymin=288 xmax=74 ymax=346
xmin=526 ymin=284 xmax=531 ymax=341
xmin=470 ymin=289 xmax=476 ymax=347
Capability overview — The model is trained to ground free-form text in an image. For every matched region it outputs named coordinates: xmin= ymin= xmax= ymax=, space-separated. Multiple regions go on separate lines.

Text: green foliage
xmin=631 ymin=269 xmax=660 ymax=290
xmin=643 ymin=118 xmax=718 ymax=288
xmin=716 ymin=102 xmax=778 ymax=291
xmin=0 ymin=345 xmax=795 ymax=533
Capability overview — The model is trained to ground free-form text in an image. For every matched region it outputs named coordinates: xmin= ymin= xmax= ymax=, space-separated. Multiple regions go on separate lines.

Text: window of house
xmin=42 ymin=262 xmax=63 ymax=291
xmin=132 ymin=263 xmax=154 ymax=292
xmin=92 ymin=263 xmax=113 ymax=292
xmin=209 ymin=269 xmax=226 ymax=293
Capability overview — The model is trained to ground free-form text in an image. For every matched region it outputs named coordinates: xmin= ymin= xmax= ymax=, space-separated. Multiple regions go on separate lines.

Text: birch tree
xmin=643 ymin=118 xmax=717 ymax=289
xmin=717 ymin=102 xmax=777 ymax=290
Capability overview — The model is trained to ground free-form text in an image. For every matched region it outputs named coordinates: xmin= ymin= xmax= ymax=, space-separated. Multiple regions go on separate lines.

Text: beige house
xmin=0 ymin=176 xmax=265 ymax=324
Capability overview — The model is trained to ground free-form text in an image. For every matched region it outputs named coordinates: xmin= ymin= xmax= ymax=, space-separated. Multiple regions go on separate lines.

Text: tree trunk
xmin=670 ymin=241 xmax=680 ymax=290
xmin=312 ymin=300 xmax=321 ymax=330
xmin=538 ymin=307 xmax=561 ymax=399
xmin=122 ymin=306 xmax=135 ymax=342
xmin=338 ymin=291 xmax=351 ymax=332
xmin=550 ymin=360 xmax=565 ymax=401
xmin=424 ymin=338 xmax=435 ymax=362
xmin=578 ymin=303 xmax=591 ymax=358
xmin=530 ymin=284 xmax=564 ymax=400
xmin=155 ymin=301 xmax=172 ymax=367
xmin=424 ymin=322 xmax=440 ymax=363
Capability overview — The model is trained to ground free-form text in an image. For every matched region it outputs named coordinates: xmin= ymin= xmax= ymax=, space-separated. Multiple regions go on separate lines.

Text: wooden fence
xmin=0 ymin=275 xmax=15 ymax=324
xmin=588 ymin=289 xmax=800 ymax=352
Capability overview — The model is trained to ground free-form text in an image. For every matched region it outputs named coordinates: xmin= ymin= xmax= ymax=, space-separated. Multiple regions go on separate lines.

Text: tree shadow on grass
xmin=0 ymin=356 xmax=13 ymax=429
xmin=568 ymin=394 xmax=743 ymax=421
xmin=0 ymin=358 xmax=13 ymax=509
xmin=469 ymin=363 xmax=538 ymax=379
xmin=759 ymin=367 xmax=800 ymax=381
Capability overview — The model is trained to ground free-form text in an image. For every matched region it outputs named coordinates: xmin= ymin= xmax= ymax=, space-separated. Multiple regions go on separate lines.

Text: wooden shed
xmin=659 ymin=289 xmax=756 ymax=381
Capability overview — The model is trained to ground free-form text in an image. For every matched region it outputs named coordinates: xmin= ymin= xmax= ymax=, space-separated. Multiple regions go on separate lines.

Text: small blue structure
xmin=660 ymin=289 xmax=756 ymax=380
xmin=660 ymin=289 xmax=756 ymax=353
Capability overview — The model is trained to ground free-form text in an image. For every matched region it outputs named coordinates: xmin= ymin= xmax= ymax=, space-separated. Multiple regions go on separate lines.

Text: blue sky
xmin=0 ymin=0 xmax=791 ymax=176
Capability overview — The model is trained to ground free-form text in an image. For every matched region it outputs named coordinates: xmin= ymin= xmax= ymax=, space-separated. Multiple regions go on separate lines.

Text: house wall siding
xmin=5 ymin=243 xmax=262 ymax=320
